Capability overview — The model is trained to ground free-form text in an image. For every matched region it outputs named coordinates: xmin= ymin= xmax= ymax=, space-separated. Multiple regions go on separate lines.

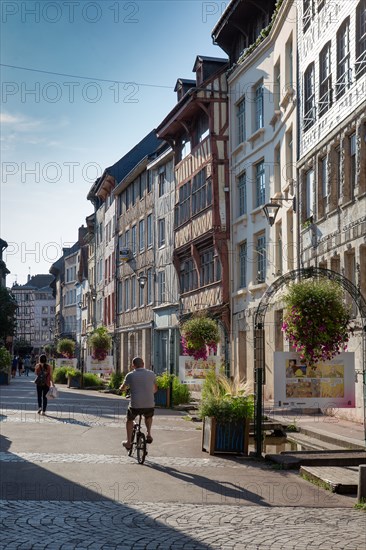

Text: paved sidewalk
xmin=1 ymin=376 xmax=365 ymax=549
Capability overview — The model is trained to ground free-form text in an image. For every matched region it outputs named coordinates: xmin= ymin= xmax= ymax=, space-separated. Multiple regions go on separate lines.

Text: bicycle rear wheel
xmin=136 ymin=432 xmax=146 ymax=464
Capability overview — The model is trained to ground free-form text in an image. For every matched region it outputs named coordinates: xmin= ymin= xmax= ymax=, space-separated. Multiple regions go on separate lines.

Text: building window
xmin=158 ymin=219 xmax=165 ymax=247
xmin=356 ymin=0 xmax=366 ymax=78
xmin=157 ymin=270 xmax=166 ymax=303
xmin=180 ymin=258 xmax=197 ymax=293
xmin=319 ymin=42 xmax=332 ymax=116
xmin=138 ymin=273 xmax=144 ymax=307
xmin=255 ymin=161 xmax=266 ymax=208
xmin=255 ymin=82 xmax=264 ymax=130
xmin=200 ymin=248 xmax=215 ymax=286
xmin=147 ymin=214 xmax=153 ymax=248
xmin=239 ymin=242 xmax=247 ymax=288
xmin=139 ymin=219 xmax=145 ymax=251
xmin=147 ymin=268 xmax=153 ymax=304
xmin=125 ymin=279 xmax=130 ymax=310
xmin=305 ymin=168 xmax=314 ymax=220
xmin=285 ymin=36 xmax=293 ymax=89
xmin=256 ymin=235 xmax=266 ymax=283
xmin=321 ymin=155 xmax=328 ymax=199
xmin=336 ymin=18 xmax=351 ymax=99
xmin=303 ymin=0 xmax=313 ymax=32
xmin=237 ymin=97 xmax=246 ymax=144
xmin=117 ymin=281 xmax=123 ymax=313
xmin=147 ymin=171 xmax=152 ymax=193
xmin=139 ymin=171 xmax=146 ymax=198
xmin=238 ymin=172 xmax=247 ymax=217
xmin=131 ymin=225 xmax=136 ymax=255
xmin=192 ymin=168 xmax=211 ymax=215
xmin=350 ymin=133 xmax=357 ymax=194
xmin=175 ymin=182 xmax=191 ymax=227
xmin=274 ymin=59 xmax=280 ymax=109
xmin=158 ymin=168 xmax=165 ymax=197
xmin=131 ymin=276 xmax=136 ymax=309
xmin=304 ymin=63 xmax=315 ymax=130
xmin=41 ymin=306 xmax=48 ymax=314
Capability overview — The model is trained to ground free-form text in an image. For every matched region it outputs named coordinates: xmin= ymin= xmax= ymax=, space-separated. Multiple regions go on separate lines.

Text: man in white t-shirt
xmin=120 ymin=357 xmax=157 ymax=450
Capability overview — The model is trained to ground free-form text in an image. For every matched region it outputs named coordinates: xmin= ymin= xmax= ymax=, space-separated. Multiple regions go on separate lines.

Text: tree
xmin=0 ymin=287 xmax=17 ymax=346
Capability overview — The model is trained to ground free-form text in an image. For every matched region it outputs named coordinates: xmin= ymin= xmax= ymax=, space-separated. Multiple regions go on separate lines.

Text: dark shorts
xmin=127 ymin=406 xmax=154 ymax=421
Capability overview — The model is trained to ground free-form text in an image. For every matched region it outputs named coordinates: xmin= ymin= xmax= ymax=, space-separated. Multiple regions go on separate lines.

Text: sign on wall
xmin=55 ymin=358 xmax=77 ymax=369
xmin=86 ymin=355 xmax=113 ymax=375
xmin=179 ymin=355 xmax=220 ymax=384
xmin=273 ymin=352 xmax=355 ymax=408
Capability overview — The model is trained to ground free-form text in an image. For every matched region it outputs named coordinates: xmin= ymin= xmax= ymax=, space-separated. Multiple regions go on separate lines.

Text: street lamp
xmin=138 ymin=274 xmax=148 ymax=289
xmin=262 ymin=195 xmax=296 ymax=226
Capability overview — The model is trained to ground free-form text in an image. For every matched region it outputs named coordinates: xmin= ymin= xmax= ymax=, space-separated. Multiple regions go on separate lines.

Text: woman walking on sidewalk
xmin=34 ymin=354 xmax=53 ymax=415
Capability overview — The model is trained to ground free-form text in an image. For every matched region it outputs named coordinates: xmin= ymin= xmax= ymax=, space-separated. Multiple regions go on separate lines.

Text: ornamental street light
xmin=262 ymin=195 xmax=296 ymax=226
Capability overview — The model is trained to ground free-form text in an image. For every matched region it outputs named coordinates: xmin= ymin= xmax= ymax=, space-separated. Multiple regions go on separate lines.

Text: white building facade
xmin=213 ymin=0 xmax=298 ymax=394
xmin=298 ymin=0 xmax=366 ymax=422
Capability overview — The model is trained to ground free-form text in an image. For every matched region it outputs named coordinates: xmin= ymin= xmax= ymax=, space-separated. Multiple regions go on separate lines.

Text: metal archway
xmin=253 ymin=267 xmax=366 ymax=457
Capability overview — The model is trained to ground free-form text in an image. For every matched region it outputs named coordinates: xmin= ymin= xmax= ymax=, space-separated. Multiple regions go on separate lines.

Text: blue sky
xmin=1 ymin=0 xmax=229 ymax=285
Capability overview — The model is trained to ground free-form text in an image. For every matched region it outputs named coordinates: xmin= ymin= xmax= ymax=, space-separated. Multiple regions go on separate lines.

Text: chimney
xmin=78 ymin=225 xmax=87 ymax=245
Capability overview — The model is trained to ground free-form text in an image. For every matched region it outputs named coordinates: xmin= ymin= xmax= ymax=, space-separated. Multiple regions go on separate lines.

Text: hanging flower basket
xmin=180 ymin=316 xmax=220 ymax=360
xmin=281 ymin=278 xmax=352 ymax=365
xmin=88 ymin=326 xmax=112 ymax=361
xmin=57 ymin=338 xmax=76 ymax=359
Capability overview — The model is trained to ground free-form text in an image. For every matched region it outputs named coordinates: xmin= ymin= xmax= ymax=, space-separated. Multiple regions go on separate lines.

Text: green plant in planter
xmin=88 ymin=326 xmax=112 ymax=361
xmin=156 ymin=371 xmax=174 ymax=389
xmin=199 ymin=370 xmax=254 ymax=422
xmin=180 ymin=316 xmax=220 ymax=360
xmin=67 ymin=368 xmax=81 ymax=378
xmin=282 ymin=278 xmax=352 ymax=365
xmin=0 ymin=346 xmax=11 ymax=373
xmin=57 ymin=338 xmax=76 ymax=359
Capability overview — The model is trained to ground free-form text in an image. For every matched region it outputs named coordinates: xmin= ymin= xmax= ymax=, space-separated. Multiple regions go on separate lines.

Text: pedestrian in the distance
xmin=11 ymin=356 xmax=18 ymax=378
xmin=34 ymin=354 xmax=53 ymax=415
xmin=18 ymin=356 xmax=24 ymax=376
xmin=24 ymin=355 xmax=31 ymax=376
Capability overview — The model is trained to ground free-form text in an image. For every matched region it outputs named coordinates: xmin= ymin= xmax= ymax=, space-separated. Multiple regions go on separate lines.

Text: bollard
xmin=357 ymin=465 xmax=366 ymax=503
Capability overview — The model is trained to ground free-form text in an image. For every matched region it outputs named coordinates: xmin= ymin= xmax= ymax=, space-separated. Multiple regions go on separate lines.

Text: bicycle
xmin=128 ymin=414 xmax=147 ymax=464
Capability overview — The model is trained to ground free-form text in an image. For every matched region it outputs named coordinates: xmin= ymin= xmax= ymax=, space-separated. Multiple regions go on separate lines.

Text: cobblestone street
xmin=1 ymin=378 xmax=365 ymax=549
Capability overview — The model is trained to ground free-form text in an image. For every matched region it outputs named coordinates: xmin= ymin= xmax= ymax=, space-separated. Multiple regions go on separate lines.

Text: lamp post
xmin=78 ymin=301 xmax=83 ymax=387
xmin=262 ymin=195 xmax=296 ymax=226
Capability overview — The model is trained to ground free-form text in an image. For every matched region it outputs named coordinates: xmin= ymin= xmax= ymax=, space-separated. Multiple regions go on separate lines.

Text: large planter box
xmin=202 ymin=417 xmax=250 ymax=455
xmin=154 ymin=387 xmax=171 ymax=408
xmin=67 ymin=374 xmax=81 ymax=388
xmin=0 ymin=371 xmax=10 ymax=385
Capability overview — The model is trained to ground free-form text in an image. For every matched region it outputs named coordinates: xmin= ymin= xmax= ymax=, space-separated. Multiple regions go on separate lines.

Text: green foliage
xmin=199 ymin=369 xmax=254 ymax=422
xmin=156 ymin=371 xmax=174 ymax=389
xmin=282 ymin=278 xmax=352 ymax=364
xmin=108 ymin=372 xmax=124 ymax=389
xmin=83 ymin=373 xmax=103 ymax=387
xmin=172 ymin=377 xmax=190 ymax=405
xmin=57 ymin=338 xmax=76 ymax=358
xmin=354 ymin=499 xmax=366 ymax=511
xmin=53 ymin=366 xmax=71 ymax=384
xmin=88 ymin=326 xmax=112 ymax=359
xmin=0 ymin=287 xmax=17 ymax=345
xmin=67 ymin=368 xmax=81 ymax=378
xmin=0 ymin=346 xmax=11 ymax=373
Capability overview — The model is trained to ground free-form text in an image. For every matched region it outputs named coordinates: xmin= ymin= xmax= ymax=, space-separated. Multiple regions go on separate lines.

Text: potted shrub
xmin=200 ymin=370 xmax=254 ymax=455
xmin=57 ymin=338 xmax=76 ymax=359
xmin=155 ymin=371 xmax=173 ymax=407
xmin=88 ymin=326 xmax=112 ymax=361
xmin=0 ymin=346 xmax=11 ymax=385
xmin=180 ymin=315 xmax=220 ymax=360
xmin=282 ymin=278 xmax=352 ymax=365
xmin=66 ymin=367 xmax=82 ymax=388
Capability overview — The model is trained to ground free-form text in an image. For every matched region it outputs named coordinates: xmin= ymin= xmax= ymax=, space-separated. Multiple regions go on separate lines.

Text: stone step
xmin=298 ymin=426 xmax=365 ymax=451
xmin=265 ymin=449 xmax=366 ymax=470
xmin=300 ymin=465 xmax=359 ymax=494
xmin=286 ymin=432 xmax=350 ymax=452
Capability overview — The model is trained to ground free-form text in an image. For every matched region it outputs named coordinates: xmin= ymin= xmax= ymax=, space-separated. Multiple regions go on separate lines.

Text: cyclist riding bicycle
xmin=119 ymin=357 xmax=158 ymax=451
